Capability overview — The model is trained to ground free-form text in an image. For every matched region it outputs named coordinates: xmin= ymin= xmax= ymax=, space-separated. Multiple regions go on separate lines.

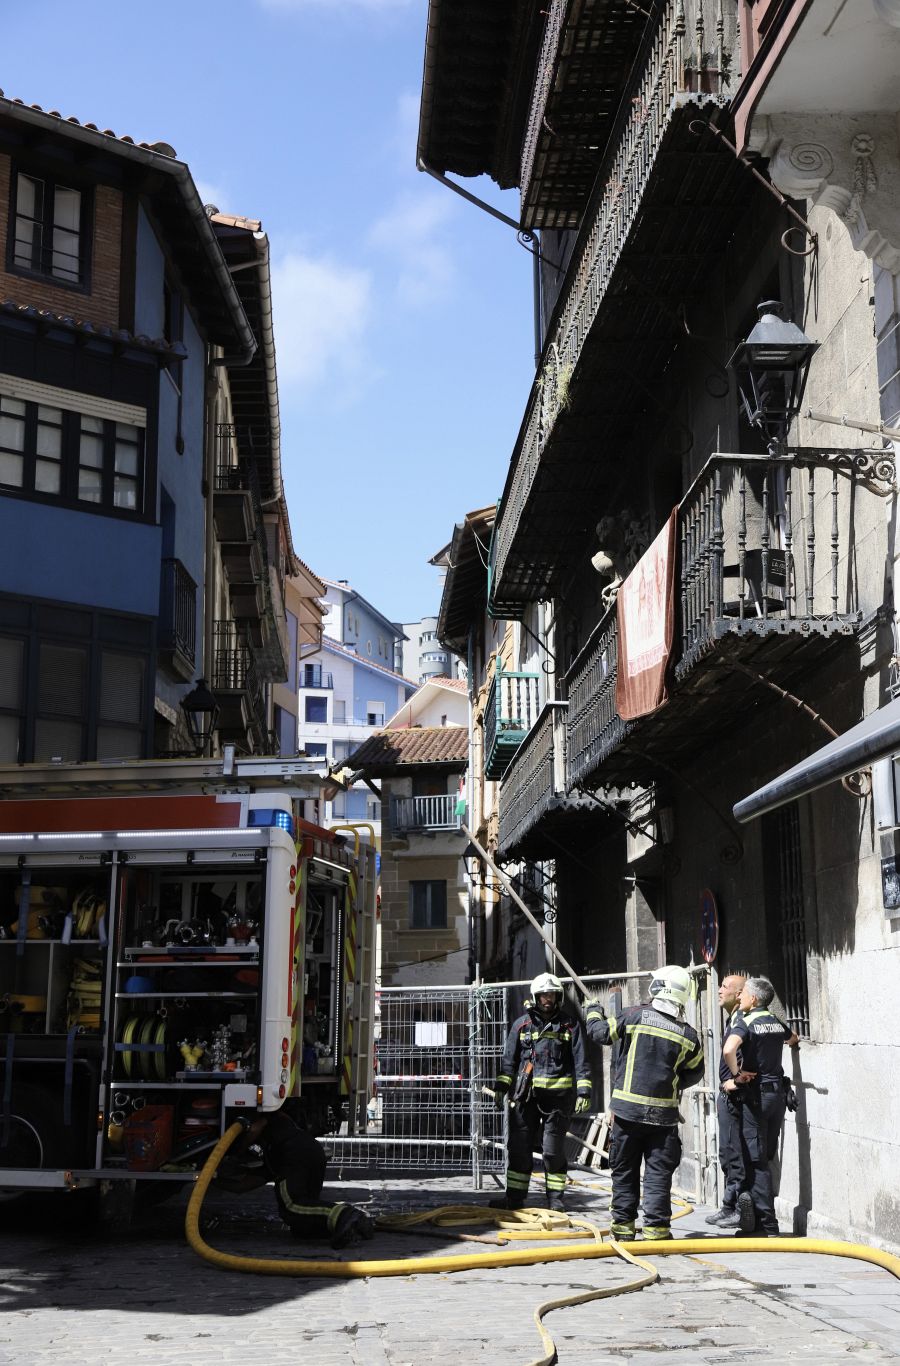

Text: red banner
xmin=615 ymin=509 xmax=677 ymax=721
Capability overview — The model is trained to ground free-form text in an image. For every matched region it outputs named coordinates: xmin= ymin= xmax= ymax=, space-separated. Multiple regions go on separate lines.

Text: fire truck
xmin=0 ymin=754 xmax=376 ymax=1201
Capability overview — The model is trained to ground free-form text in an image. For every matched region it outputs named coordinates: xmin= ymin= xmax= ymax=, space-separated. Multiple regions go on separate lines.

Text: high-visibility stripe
xmin=289 ymin=850 xmax=306 ymax=1096
xmin=340 ymin=871 xmax=358 ymax=1097
xmin=545 ymin=1173 xmax=567 ymax=1190
xmin=507 ymin=1171 xmax=531 ymax=1189
xmin=534 ymin=1077 xmax=573 ymax=1089
xmin=612 ymin=1087 xmax=680 ymax=1107
xmin=576 ymin=1080 xmax=592 ymax=1092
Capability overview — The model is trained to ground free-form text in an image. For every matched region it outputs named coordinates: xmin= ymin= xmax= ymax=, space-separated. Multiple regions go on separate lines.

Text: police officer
xmin=491 ymin=972 xmax=591 ymax=1212
xmin=721 ymin=975 xmax=799 ymax=1236
xmin=705 ymin=971 xmax=748 ymax=1228
xmin=586 ymin=966 xmax=704 ymax=1240
xmin=222 ymin=1098 xmax=374 ymax=1248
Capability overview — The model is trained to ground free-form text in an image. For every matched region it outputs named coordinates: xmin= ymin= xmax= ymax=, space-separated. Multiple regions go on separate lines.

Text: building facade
xmin=0 ymin=94 xmax=300 ymax=763
xmin=399 ymin=614 xmax=462 ymax=684
xmin=420 ymin=0 xmax=900 ymax=1249
xmin=346 ymin=726 xmax=470 ymax=986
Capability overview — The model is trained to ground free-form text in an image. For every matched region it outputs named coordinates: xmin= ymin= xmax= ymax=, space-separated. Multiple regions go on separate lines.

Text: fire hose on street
xmin=185 ymin=1122 xmax=900 ymax=1366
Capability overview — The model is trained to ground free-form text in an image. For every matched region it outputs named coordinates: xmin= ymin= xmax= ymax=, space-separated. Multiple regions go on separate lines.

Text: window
xmin=409 ymin=880 xmax=447 ymax=930
xmin=367 ymin=799 xmax=380 ymax=821
xmin=333 ymin=699 xmax=346 ymax=723
xmin=305 ymin=696 xmax=328 ymax=723
xmin=367 ymin=711 xmax=384 ymax=727
xmin=0 ymin=598 xmax=150 ymax=763
xmin=763 ymin=805 xmax=810 ymax=1038
xmin=11 ymin=171 xmax=88 ymax=286
xmin=332 ymin=740 xmax=351 ymax=761
xmin=304 ymin=742 xmax=328 ymax=757
xmin=0 ymin=390 xmax=144 ymax=514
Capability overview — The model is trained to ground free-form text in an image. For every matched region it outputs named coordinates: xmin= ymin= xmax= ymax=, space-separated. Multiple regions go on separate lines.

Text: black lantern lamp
xmin=462 ymin=841 xmax=481 ymax=883
xmin=728 ymin=301 xmax=818 ymax=452
xmin=180 ymin=678 xmax=220 ymax=756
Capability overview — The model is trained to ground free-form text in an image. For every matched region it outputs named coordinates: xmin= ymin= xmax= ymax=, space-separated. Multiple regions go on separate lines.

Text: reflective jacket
xmin=496 ymin=1005 xmax=591 ymax=1112
xmin=586 ymin=1002 xmax=704 ymax=1126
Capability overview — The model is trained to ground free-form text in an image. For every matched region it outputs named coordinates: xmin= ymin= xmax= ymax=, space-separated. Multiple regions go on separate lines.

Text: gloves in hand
xmin=583 ymin=993 xmax=606 ymax=1015
xmin=493 ymin=1080 xmax=509 ymax=1111
xmin=574 ymin=1095 xmax=591 ymax=1115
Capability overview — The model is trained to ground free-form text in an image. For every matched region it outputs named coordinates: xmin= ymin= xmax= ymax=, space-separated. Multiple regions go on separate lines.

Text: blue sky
xmin=7 ymin=0 xmax=536 ymax=622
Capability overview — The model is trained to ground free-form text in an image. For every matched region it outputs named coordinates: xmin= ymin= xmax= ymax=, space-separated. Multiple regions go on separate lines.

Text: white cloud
xmin=271 ymin=251 xmax=373 ymax=395
xmin=368 ymin=190 xmax=455 ymax=308
xmin=195 ymin=179 xmax=229 ymax=214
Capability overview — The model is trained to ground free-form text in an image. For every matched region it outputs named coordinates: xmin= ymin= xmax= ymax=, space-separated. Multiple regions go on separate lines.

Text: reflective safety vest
xmin=586 ymin=1003 xmax=704 ymax=1126
xmin=496 ymin=1006 xmax=591 ymax=1111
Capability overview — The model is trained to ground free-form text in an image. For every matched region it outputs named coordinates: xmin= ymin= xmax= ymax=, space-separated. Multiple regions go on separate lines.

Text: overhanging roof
xmin=733 ymin=698 xmax=900 ymax=823
xmin=436 ymin=506 xmax=496 ymax=656
xmin=347 ymin=726 xmax=469 ymax=776
xmin=0 ymin=93 xmax=253 ymax=359
xmin=417 ymin=0 xmax=542 ymax=190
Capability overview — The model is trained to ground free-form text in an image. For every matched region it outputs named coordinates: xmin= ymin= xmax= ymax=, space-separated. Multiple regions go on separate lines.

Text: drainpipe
xmin=203 ymin=361 xmax=219 ymax=701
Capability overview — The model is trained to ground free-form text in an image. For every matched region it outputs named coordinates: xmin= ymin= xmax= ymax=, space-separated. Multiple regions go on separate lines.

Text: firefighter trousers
xmin=716 ymin=1090 xmax=747 ymax=1209
xmin=610 ymin=1116 xmax=681 ymax=1228
xmin=506 ymin=1093 xmax=569 ymax=1200
xmin=273 ymin=1135 xmax=337 ymax=1238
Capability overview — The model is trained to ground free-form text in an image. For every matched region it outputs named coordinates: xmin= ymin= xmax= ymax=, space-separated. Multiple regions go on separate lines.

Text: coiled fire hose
xmin=186 ymin=1123 xmax=900 ymax=1366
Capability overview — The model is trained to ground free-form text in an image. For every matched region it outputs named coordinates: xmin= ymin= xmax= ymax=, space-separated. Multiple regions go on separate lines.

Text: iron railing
xmin=566 ymin=608 xmax=630 ymax=790
xmin=390 ymin=795 xmax=460 ymax=834
xmin=484 ymin=670 xmax=541 ymax=780
xmin=158 ymin=558 xmax=196 ymax=670
xmin=565 ymin=450 xmax=864 ymax=785
xmin=302 ymin=665 xmax=334 ymax=689
xmin=498 ymin=703 xmax=564 ymax=853
xmin=211 ymin=620 xmax=270 ymax=749
xmin=491 ymin=0 xmax=736 ymax=611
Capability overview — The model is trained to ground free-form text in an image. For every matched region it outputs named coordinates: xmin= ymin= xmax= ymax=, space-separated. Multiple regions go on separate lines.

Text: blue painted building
xmin=0 ymin=94 xmax=254 ymax=762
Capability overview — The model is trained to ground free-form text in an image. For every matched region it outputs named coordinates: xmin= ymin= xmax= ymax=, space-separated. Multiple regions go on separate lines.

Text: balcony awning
xmin=733 ymin=698 xmax=900 ymax=823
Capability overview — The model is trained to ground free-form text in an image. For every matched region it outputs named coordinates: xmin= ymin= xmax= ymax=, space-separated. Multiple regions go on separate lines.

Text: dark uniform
xmin=586 ymin=1002 xmax=704 ymax=1237
xmin=495 ymin=1003 xmax=591 ymax=1207
xmin=257 ymin=1104 xmax=372 ymax=1246
xmin=716 ymin=1007 xmax=746 ymax=1213
xmin=725 ymin=1007 xmax=793 ymax=1233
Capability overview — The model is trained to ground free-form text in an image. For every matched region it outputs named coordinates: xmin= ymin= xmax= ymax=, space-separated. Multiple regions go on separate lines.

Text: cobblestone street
xmin=1 ymin=1173 xmax=898 ymax=1366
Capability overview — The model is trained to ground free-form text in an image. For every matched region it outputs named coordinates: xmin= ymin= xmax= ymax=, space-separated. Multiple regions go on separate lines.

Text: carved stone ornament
xmin=748 ymin=114 xmax=900 ymax=274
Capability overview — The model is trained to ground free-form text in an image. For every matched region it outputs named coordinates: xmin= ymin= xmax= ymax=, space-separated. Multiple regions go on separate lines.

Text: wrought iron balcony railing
xmin=211 ymin=620 xmax=271 ymax=752
xmin=564 ymin=450 xmax=868 ymax=789
xmin=490 ymin=0 xmax=744 ymax=617
xmin=158 ymin=557 xmax=197 ymax=679
xmin=302 ymin=665 xmax=334 ymax=689
xmin=498 ymin=703 xmax=561 ymax=853
xmin=520 ymin=0 xmax=735 ymax=229
xmin=390 ymin=794 xmax=461 ymax=835
xmin=484 ymin=670 xmax=541 ymax=781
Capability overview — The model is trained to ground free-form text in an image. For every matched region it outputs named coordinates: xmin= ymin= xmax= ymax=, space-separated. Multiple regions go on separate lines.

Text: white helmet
xmin=530 ymin=972 xmax=563 ymax=1003
xmin=648 ymin=965 xmax=692 ymax=1011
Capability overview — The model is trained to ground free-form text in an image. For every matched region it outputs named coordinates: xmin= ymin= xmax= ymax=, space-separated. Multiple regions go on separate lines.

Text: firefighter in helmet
xmin=585 ymin=965 xmax=704 ymax=1239
xmin=490 ymin=971 xmax=592 ymax=1212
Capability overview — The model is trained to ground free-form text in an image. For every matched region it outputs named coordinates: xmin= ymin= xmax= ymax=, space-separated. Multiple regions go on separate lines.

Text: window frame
xmin=7 ymin=166 xmax=93 ymax=292
xmin=408 ymin=879 xmax=448 ymax=930
xmin=0 ymin=392 xmax=146 ymax=518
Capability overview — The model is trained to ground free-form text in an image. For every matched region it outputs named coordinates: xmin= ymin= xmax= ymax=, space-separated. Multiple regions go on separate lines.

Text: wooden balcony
xmin=490 ymin=0 xmax=751 ymax=619
xmin=484 ymin=670 xmax=541 ymax=780
xmin=565 ymin=451 xmax=868 ymax=790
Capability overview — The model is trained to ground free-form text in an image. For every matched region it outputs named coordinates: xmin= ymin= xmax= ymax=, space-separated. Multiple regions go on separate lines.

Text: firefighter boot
xmin=609 ymin=1219 xmax=636 ymax=1239
xmin=736 ymin=1191 xmax=757 ymax=1235
xmin=489 ymin=1191 xmax=527 ymax=1210
xmin=706 ymin=1205 xmax=741 ymax=1228
xmin=330 ymin=1205 xmax=375 ymax=1249
xmin=642 ymin=1224 xmax=674 ymax=1241
xmin=545 ymin=1192 xmax=566 ymax=1213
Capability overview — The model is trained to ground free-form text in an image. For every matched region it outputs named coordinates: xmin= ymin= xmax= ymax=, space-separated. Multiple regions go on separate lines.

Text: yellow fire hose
xmin=186 ymin=1123 xmax=900 ymax=1366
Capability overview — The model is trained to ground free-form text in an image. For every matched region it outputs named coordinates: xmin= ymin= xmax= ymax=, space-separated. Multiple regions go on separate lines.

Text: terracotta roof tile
xmin=347 ymin=727 xmax=469 ymax=775
xmin=0 ymin=89 xmax=177 ymax=155
xmin=430 ymin=676 xmax=468 ymax=692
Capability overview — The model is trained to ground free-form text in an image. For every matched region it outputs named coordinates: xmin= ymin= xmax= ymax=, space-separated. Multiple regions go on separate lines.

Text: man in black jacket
xmin=586 ymin=966 xmax=704 ymax=1240
xmin=722 ymin=975 xmax=799 ymax=1236
xmin=491 ymin=972 xmax=591 ymax=1212
xmin=222 ymin=1099 xmax=374 ymax=1249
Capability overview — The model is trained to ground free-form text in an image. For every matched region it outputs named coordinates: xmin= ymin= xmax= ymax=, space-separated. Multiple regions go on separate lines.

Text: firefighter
xmin=220 ymin=1099 xmax=374 ymax=1248
xmin=722 ymin=975 xmax=799 ymax=1236
xmin=490 ymin=972 xmax=591 ymax=1212
xmin=585 ymin=966 xmax=704 ymax=1239
xmin=705 ymin=971 xmax=750 ymax=1228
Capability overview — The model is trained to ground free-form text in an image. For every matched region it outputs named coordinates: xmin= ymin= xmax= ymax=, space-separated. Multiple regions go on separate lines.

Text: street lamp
xmin=728 ymin=300 xmax=818 ymax=452
xmin=180 ymin=678 xmax=219 ymax=756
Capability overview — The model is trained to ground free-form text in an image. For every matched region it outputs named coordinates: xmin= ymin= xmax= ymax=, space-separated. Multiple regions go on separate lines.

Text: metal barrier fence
xmin=322 ymin=984 xmax=508 ymax=1185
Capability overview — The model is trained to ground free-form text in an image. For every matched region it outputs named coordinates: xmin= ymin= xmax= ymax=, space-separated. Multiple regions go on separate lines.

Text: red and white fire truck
xmin=0 ymin=754 xmax=376 ymax=1199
